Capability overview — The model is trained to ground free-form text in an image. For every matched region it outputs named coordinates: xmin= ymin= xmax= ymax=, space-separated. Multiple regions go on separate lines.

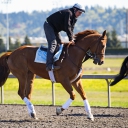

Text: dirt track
xmin=0 ymin=104 xmax=127 ymax=128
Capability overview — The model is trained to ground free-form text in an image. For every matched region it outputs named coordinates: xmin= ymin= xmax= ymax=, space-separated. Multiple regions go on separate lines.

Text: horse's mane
xmin=74 ymin=30 xmax=99 ymax=42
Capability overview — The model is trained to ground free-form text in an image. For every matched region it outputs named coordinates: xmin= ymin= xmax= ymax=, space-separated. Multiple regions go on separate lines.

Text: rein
xmin=74 ymin=45 xmax=92 ymax=63
xmin=67 ymin=49 xmax=82 ymax=69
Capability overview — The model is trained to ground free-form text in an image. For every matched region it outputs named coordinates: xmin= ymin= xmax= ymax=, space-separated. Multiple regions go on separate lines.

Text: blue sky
xmin=0 ymin=0 xmax=128 ymax=13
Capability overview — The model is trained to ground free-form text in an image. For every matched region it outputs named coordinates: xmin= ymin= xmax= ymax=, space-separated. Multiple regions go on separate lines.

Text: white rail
xmin=1 ymin=74 xmax=128 ymax=107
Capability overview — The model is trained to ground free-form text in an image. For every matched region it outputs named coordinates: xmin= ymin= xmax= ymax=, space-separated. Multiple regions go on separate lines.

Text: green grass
xmin=82 ymin=57 xmax=124 ymax=74
xmin=3 ymin=78 xmax=128 ymax=108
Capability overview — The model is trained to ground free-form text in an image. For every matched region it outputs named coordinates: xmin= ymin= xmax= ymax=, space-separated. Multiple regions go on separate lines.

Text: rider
xmin=44 ymin=3 xmax=85 ymax=71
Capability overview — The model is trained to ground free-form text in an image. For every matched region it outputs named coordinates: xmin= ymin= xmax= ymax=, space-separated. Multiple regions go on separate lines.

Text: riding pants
xmin=44 ymin=21 xmax=58 ymax=69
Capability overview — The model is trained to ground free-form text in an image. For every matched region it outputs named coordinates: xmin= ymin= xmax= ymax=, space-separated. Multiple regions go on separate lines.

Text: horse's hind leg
xmin=22 ymin=70 xmax=37 ymax=119
xmin=16 ymin=70 xmax=37 ymax=119
xmin=72 ymin=79 xmax=94 ymax=121
xmin=25 ymin=70 xmax=36 ymax=100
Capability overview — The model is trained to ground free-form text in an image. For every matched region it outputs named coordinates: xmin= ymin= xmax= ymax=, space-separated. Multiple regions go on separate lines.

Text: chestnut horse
xmin=0 ymin=30 xmax=107 ymax=121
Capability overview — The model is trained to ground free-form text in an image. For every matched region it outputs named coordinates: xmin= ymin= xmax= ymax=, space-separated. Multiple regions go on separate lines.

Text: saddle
xmin=34 ymin=44 xmax=66 ymax=64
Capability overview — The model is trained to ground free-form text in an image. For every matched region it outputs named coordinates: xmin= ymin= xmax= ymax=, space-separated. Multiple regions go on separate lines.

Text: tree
xmin=106 ymin=30 xmax=122 ymax=48
xmin=23 ymin=35 xmax=31 ymax=45
xmin=110 ymin=29 xmax=122 ymax=48
xmin=106 ymin=32 xmax=111 ymax=48
xmin=0 ymin=35 xmax=5 ymax=53
xmin=13 ymin=38 xmax=21 ymax=49
xmin=9 ymin=36 xmax=14 ymax=50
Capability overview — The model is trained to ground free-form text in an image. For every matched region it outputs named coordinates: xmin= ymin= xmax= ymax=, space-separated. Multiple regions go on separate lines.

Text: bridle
xmin=67 ymin=36 xmax=105 ymax=69
xmin=75 ymin=36 xmax=105 ymax=62
xmin=66 ymin=35 xmax=105 ymax=69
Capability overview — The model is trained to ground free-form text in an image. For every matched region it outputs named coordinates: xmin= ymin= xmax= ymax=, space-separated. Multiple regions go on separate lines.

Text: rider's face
xmin=75 ymin=10 xmax=82 ymax=18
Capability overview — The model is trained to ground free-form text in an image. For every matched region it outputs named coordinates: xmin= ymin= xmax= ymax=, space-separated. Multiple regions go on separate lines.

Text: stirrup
xmin=46 ymin=65 xmax=60 ymax=71
xmin=53 ymin=65 xmax=60 ymax=71
xmin=46 ymin=67 xmax=52 ymax=71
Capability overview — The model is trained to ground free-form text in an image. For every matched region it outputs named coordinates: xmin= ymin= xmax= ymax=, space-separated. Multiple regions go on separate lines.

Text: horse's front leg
xmin=72 ymin=79 xmax=94 ymax=121
xmin=56 ymin=78 xmax=75 ymax=115
xmin=23 ymin=97 xmax=37 ymax=119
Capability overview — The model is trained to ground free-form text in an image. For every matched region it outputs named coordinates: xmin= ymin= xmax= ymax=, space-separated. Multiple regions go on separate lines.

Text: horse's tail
xmin=119 ymin=56 xmax=128 ymax=75
xmin=0 ymin=52 xmax=11 ymax=87
xmin=110 ymin=56 xmax=128 ymax=86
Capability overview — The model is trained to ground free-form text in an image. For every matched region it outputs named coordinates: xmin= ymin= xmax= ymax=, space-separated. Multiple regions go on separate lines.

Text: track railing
xmin=1 ymin=74 xmax=128 ymax=107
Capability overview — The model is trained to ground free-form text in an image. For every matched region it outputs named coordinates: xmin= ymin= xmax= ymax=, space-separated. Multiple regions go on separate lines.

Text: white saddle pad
xmin=34 ymin=44 xmax=64 ymax=63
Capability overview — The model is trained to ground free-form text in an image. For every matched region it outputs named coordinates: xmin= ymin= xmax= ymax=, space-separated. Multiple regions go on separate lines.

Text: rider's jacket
xmin=47 ymin=8 xmax=77 ymax=44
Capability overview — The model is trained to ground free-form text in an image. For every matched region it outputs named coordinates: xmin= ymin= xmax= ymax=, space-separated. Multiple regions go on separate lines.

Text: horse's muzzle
xmin=93 ymin=59 xmax=104 ymax=65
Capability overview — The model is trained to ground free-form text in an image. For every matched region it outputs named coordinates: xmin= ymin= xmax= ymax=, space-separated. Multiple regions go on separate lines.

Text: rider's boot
xmin=46 ymin=50 xmax=60 ymax=71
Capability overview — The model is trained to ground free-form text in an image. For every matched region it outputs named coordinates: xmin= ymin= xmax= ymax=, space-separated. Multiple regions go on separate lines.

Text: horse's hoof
xmin=56 ymin=107 xmax=62 ymax=115
xmin=87 ymin=116 xmax=94 ymax=121
xmin=87 ymin=113 xmax=94 ymax=121
xmin=30 ymin=113 xmax=38 ymax=120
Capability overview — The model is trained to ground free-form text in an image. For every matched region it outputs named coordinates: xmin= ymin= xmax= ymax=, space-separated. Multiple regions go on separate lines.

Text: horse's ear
xmin=102 ymin=30 xmax=106 ymax=37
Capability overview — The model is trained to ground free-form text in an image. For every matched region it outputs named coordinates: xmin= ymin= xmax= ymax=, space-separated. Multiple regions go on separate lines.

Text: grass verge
xmin=2 ymin=78 xmax=128 ymax=108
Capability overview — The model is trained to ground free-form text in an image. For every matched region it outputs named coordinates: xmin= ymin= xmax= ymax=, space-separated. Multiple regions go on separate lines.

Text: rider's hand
xmin=69 ymin=40 xmax=75 ymax=45
xmin=68 ymin=40 xmax=75 ymax=47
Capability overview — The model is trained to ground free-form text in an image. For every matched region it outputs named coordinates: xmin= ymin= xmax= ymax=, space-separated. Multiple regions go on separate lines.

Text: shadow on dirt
xmin=94 ymin=114 xmax=123 ymax=118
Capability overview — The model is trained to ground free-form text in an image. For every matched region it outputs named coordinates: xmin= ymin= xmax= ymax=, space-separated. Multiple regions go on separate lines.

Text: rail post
xmin=105 ymin=79 xmax=111 ymax=107
xmin=1 ymin=86 xmax=4 ymax=104
xmin=52 ymin=82 xmax=55 ymax=105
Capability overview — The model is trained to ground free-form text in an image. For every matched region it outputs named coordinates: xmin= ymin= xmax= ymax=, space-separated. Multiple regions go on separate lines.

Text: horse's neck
xmin=76 ymin=36 xmax=96 ymax=52
xmin=69 ymin=37 xmax=94 ymax=64
xmin=63 ymin=37 xmax=95 ymax=68
xmin=68 ymin=45 xmax=86 ymax=67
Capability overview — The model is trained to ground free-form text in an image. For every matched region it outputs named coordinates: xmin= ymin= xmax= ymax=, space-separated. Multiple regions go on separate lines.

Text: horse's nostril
xmin=99 ymin=61 xmax=104 ymax=65
xmin=93 ymin=59 xmax=104 ymax=65
xmin=93 ymin=59 xmax=98 ymax=65
xmin=101 ymin=61 xmax=104 ymax=64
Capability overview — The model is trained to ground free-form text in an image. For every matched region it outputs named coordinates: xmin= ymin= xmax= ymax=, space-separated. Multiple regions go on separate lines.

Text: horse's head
xmin=73 ymin=30 xmax=107 ymax=65
xmin=89 ymin=30 xmax=107 ymax=65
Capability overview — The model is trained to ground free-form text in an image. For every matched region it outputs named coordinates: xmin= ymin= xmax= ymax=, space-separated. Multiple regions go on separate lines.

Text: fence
xmin=1 ymin=74 xmax=128 ymax=107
